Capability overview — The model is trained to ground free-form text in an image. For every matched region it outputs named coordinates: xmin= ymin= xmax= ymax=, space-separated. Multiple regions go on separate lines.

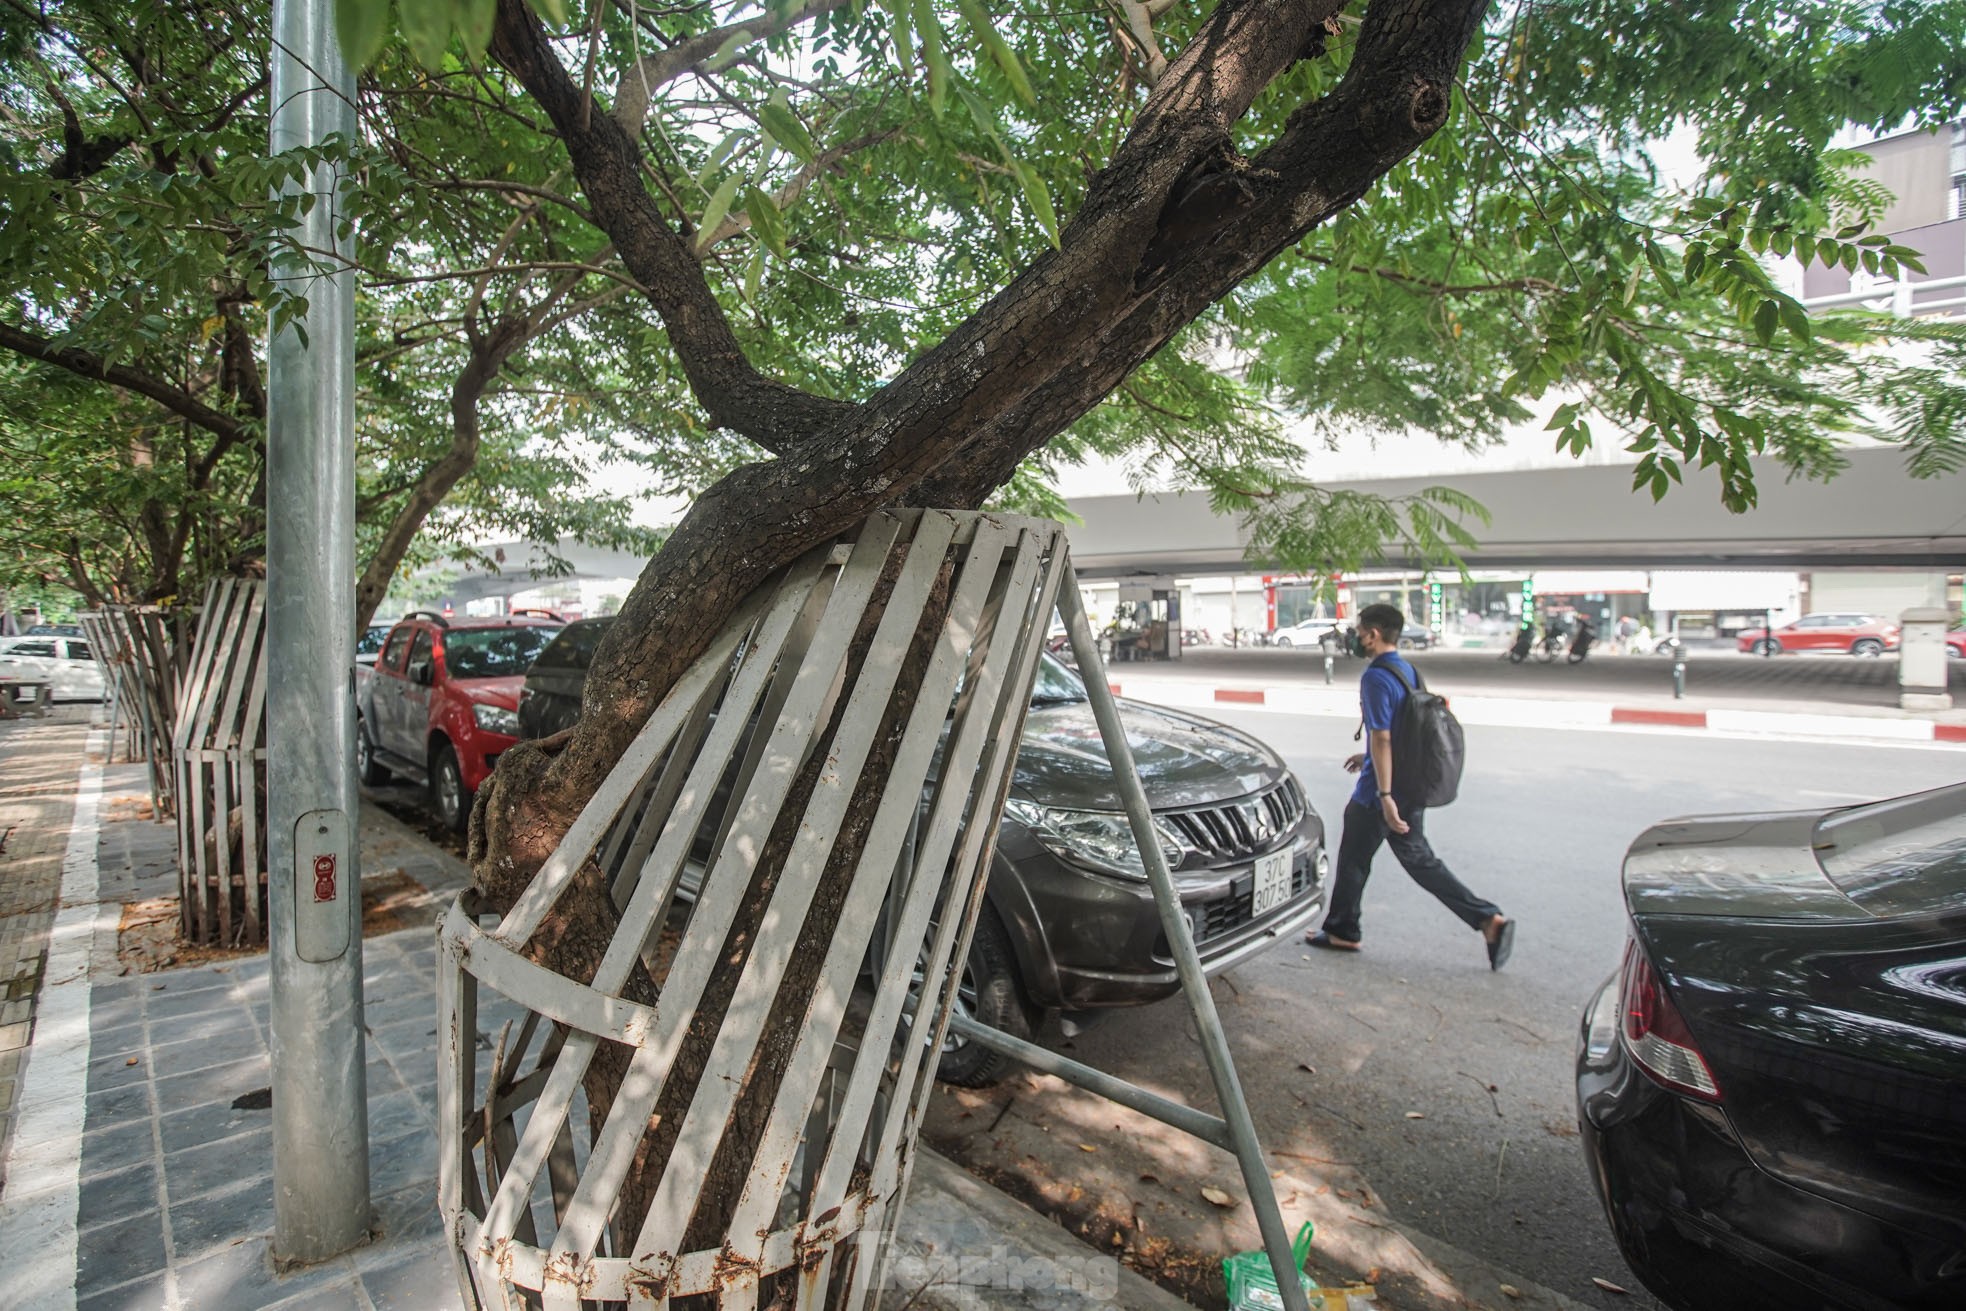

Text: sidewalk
xmin=1102 ymin=649 xmax=1966 ymax=749
xmin=0 ymin=712 xmax=1191 ymax=1311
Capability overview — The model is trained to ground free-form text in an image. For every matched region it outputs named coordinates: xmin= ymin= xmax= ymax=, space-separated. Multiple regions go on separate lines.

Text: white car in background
xmin=0 ymin=634 xmax=106 ymax=701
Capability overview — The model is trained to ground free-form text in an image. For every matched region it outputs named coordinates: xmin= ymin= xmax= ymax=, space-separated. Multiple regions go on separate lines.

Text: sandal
xmin=1305 ymin=931 xmax=1361 ymax=953
xmin=1486 ymin=917 xmax=1517 ymax=971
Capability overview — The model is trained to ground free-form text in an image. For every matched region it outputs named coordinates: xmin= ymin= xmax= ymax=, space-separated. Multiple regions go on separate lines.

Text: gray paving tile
xmin=366 ymin=1088 xmax=436 ymax=1143
xmin=354 ymin=1182 xmax=442 ymax=1272
xmin=157 ymin=1094 xmax=268 ymax=1154
xmin=143 ymin=970 xmax=239 ymax=1002
xmin=90 ymin=996 xmax=145 ymax=1031
xmin=367 ymin=1129 xmax=437 ymax=1200
xmin=150 ymin=1054 xmax=271 ymax=1116
xmin=76 ymin=1276 xmax=172 ymax=1311
xmin=77 ymin=1158 xmax=160 ymax=1229
xmin=163 ymin=1127 xmax=271 ymax=1202
xmin=141 ymin=1006 xmax=256 ymax=1048
xmin=148 ymin=1026 xmax=267 ymax=1080
xmin=361 ymin=1245 xmax=468 ymax=1311
xmin=84 ymin=1079 xmax=153 ymax=1129
xmin=361 ymin=989 xmax=437 ymax=1031
xmin=75 ymin=1212 xmax=166 ymax=1297
xmin=86 ymin=1050 xmax=153 ymax=1095
xmin=81 ymin=1119 xmax=159 ymax=1179
xmin=260 ymin=1284 xmax=371 ymax=1311
xmin=173 ymin=1235 xmax=354 ymax=1311
xmin=167 ymin=1174 xmax=273 ymax=1263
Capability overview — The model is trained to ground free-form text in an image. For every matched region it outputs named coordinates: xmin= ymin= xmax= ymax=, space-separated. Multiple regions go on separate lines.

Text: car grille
xmin=1196 ymin=859 xmax=1320 ymax=946
xmin=1163 ymin=779 xmax=1306 ymax=863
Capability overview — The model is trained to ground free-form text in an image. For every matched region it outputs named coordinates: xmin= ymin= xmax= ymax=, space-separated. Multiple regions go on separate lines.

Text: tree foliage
xmin=0 ymin=0 xmax=661 ymax=613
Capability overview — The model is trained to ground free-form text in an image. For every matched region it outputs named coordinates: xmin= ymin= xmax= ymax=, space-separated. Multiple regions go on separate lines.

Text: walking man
xmin=1307 ymin=603 xmax=1516 ymax=968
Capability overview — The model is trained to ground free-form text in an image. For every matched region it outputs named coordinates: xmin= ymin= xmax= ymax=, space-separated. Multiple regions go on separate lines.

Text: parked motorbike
xmin=1568 ymin=620 xmax=1597 ymax=664
xmin=1504 ymin=625 xmax=1535 ymax=663
xmin=1534 ymin=626 xmax=1566 ymax=663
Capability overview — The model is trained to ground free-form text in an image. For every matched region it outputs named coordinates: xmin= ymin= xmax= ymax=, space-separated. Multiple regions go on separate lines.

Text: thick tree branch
xmin=483 ymin=0 xmax=1486 ymax=880
xmin=0 ymin=320 xmax=256 ymax=447
xmin=610 ymin=0 xmax=855 ymax=136
xmin=491 ymin=0 xmax=853 ymax=454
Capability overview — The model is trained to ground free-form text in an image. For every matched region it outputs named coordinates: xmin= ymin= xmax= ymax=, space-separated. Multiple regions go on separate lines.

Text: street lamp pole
xmin=266 ymin=0 xmax=371 ymax=1262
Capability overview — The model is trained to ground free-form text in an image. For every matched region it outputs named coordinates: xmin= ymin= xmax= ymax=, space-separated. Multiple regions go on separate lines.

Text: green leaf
xmin=960 ymin=0 xmax=1036 ymax=107
xmin=695 ymin=175 xmax=743 ymax=253
xmin=529 ymin=0 xmax=568 ymax=26
xmin=1011 ymin=160 xmax=1059 ymax=249
xmin=333 ymin=0 xmax=390 ymax=71
xmin=884 ymin=0 xmax=915 ymax=80
xmin=458 ymin=0 xmax=496 ymax=61
xmin=398 ymin=0 xmax=451 ymax=70
xmin=744 ymin=186 xmax=788 ymax=258
xmin=914 ymin=0 xmax=949 ymax=116
xmin=758 ymin=95 xmax=819 ymax=166
xmin=742 ymin=248 xmax=764 ymax=305
xmin=957 ymin=85 xmax=1004 ymax=151
xmin=1752 ymin=299 xmax=1779 ymax=347
xmin=1544 ymin=401 xmax=1579 ymax=430
xmin=1777 ymin=298 xmax=1810 ymax=344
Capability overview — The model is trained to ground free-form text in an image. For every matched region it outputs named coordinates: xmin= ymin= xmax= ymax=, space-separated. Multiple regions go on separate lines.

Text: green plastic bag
xmin=1222 ymin=1221 xmax=1317 ymax=1310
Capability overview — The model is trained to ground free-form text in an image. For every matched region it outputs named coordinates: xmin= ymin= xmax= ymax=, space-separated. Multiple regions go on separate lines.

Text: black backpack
xmin=1372 ymin=655 xmax=1465 ymax=808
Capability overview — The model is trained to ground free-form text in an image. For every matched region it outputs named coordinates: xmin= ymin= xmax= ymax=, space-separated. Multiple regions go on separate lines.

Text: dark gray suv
xmin=519 ymin=618 xmax=1328 ymax=1084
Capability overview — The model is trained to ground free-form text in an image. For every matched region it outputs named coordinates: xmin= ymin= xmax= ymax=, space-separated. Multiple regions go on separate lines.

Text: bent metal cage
xmin=437 ymin=508 xmax=1313 ymax=1311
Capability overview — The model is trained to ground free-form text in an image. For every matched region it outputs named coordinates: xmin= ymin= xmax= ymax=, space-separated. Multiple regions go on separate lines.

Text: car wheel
xmin=1274 ymin=636 xmax=1292 ymax=647
xmin=431 ymin=742 xmax=470 ymax=834
xmin=356 ymin=716 xmax=391 ymax=785
xmin=1851 ymin=638 xmax=1885 ymax=657
xmin=1750 ymin=639 xmax=1781 ymax=656
xmin=883 ymin=903 xmax=1035 ymax=1089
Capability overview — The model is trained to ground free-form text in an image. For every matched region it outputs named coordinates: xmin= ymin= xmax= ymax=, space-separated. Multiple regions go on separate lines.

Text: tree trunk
xmin=472 ymin=0 xmax=1489 ymax=1285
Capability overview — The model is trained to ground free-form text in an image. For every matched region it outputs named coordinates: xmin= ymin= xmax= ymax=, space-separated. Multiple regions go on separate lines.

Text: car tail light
xmin=1619 ymin=940 xmax=1723 ymax=1102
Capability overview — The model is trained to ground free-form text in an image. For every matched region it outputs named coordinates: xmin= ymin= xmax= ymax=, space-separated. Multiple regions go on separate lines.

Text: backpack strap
xmin=1368 ymin=651 xmax=1425 ymax=693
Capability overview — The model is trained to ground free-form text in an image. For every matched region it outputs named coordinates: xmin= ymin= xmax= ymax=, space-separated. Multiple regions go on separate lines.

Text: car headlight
xmin=472 ymin=703 xmax=521 ymax=735
xmin=1003 ymin=799 xmax=1187 ymax=878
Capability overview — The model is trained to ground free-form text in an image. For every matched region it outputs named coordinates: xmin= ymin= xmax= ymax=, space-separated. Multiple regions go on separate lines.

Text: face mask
xmin=1350 ymin=629 xmax=1370 ymax=658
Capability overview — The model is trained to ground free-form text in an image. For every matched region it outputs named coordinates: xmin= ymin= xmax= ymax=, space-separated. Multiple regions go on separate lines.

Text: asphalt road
xmin=1012 ymin=714 xmax=1966 ymax=1309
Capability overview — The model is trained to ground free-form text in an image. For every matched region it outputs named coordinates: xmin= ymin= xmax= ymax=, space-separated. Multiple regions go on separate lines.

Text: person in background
xmin=1306 ymin=603 xmax=1516 ymax=969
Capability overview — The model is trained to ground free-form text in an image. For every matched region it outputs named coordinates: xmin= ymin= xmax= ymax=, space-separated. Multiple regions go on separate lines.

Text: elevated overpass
xmin=1064 ymin=447 xmax=1966 ymax=578
xmin=430 ymin=446 xmax=1964 ymax=602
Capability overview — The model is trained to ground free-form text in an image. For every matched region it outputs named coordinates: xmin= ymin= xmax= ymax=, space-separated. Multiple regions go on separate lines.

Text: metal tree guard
xmin=438 ymin=508 xmax=1311 ymax=1311
xmin=171 ymin=577 xmax=270 ymax=946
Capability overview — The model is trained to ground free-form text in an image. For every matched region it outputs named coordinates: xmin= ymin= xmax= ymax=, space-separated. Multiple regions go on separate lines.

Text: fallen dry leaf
xmin=1078 ymin=1143 xmax=1097 ymax=1152
xmin=1499 ymin=1284 xmax=1522 ymax=1299
xmin=1405 ymin=1111 xmax=1426 ymax=1119
xmin=1138 ymin=1173 xmax=1159 ymax=1185
xmin=1297 ymin=1062 xmax=1317 ymax=1074
xmin=1200 ymin=1186 xmax=1236 ymax=1208
xmin=124 ymin=1057 xmax=138 ymax=1067
xmin=1592 ymin=1276 xmax=1630 ymax=1295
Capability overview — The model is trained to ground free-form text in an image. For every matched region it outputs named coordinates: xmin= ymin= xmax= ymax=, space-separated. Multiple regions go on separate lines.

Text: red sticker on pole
xmin=312 ymin=852 xmax=337 ymax=903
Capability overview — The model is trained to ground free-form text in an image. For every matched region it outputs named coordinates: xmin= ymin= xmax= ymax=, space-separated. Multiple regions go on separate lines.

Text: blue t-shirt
xmin=1352 ymin=652 xmax=1416 ymax=807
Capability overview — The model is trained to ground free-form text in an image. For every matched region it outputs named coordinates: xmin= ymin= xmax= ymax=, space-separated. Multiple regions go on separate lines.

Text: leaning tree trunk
xmin=471 ymin=0 xmax=1488 ymax=1295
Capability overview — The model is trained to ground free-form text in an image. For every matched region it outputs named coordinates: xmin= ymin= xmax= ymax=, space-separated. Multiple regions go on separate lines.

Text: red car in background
xmin=356 ymin=610 xmax=563 ymax=831
xmin=1948 ymin=621 xmax=1964 ymax=660
xmin=1736 ymin=612 xmax=1899 ymax=657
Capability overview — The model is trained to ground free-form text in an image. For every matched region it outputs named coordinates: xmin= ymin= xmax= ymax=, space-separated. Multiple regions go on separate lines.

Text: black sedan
xmin=1576 ymin=783 xmax=1966 ymax=1310
xmin=519 ymin=617 xmax=1329 ymax=1086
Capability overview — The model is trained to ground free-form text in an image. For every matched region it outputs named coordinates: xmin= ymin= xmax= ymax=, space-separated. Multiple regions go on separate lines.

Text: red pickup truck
xmin=355 ymin=610 xmax=563 ymax=831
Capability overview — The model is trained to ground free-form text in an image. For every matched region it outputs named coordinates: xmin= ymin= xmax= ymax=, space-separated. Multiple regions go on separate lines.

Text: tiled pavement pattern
xmin=20 ymin=719 xmax=1172 ymax=1311
xmin=0 ymin=707 xmax=95 ymax=1192
xmin=75 ymin=934 xmax=485 ymax=1311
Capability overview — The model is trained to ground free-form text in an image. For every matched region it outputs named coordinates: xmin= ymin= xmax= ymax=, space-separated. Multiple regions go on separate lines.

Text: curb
xmin=1105 ymin=680 xmax=1966 ymax=747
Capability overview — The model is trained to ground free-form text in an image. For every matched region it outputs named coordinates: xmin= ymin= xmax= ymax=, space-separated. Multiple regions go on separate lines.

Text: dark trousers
xmin=1321 ymin=801 xmax=1501 ymax=943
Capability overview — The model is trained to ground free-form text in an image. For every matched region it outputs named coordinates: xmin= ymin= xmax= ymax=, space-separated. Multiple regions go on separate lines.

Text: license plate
xmin=1251 ymin=847 xmax=1294 ymax=917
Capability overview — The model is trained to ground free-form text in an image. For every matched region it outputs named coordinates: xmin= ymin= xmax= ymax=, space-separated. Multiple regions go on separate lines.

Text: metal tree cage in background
xmin=171 ymin=578 xmax=270 ymax=946
xmin=438 ymin=509 xmax=1313 ymax=1311
xmin=82 ymin=604 xmax=192 ymax=817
